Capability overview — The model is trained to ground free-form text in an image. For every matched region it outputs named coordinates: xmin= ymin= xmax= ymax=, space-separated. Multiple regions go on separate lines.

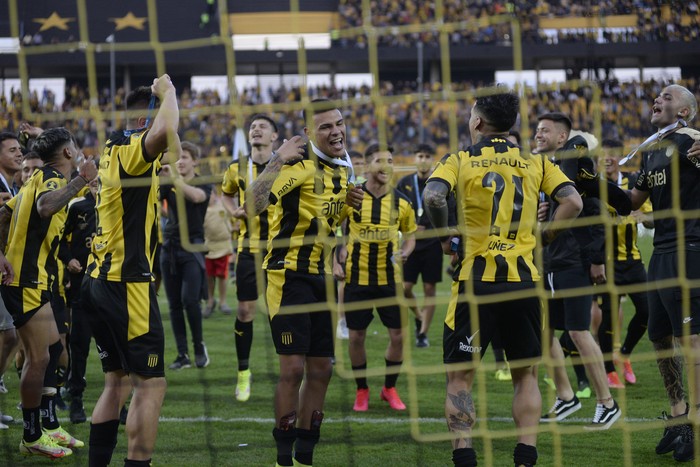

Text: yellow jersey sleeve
xmin=5 ymin=193 xmax=17 ymax=212
xmin=269 ymin=161 xmax=312 ymax=205
xmin=222 ymin=162 xmax=239 ymax=196
xmin=36 ymin=172 xmax=67 ymax=198
xmin=429 ymin=152 xmax=460 ymax=191
xmin=540 ymin=156 xmax=574 ymax=196
xmin=118 ymin=131 xmax=153 ymax=176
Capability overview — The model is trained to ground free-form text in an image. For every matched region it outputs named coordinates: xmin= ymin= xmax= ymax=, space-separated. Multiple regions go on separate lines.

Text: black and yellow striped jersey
xmin=263 ymin=157 xmax=350 ymax=275
xmin=429 ymin=136 xmax=573 ymax=283
xmin=87 ymin=130 xmax=161 ymax=282
xmin=606 ymin=172 xmax=652 ymax=262
xmin=343 ymin=185 xmax=416 ymax=286
xmin=4 ymin=166 xmax=67 ymax=290
xmin=222 ymin=157 xmax=274 ymax=255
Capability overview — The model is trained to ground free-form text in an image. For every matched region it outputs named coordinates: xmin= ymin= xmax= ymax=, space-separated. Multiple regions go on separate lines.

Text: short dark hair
xmin=32 ymin=127 xmax=74 ymax=162
xmin=181 ymin=141 xmax=201 ymax=160
xmin=22 ymin=150 xmax=41 ymax=162
xmin=348 ymin=150 xmax=363 ymax=161
xmin=602 ymin=139 xmax=623 ymax=149
xmin=249 ymin=114 xmax=278 ymax=133
xmin=537 ymin=112 xmax=572 ymax=133
xmin=126 ymin=86 xmax=157 ymax=111
xmin=364 ymin=143 xmax=394 ymax=161
xmin=473 ymin=92 xmax=520 ymax=132
xmin=302 ymin=98 xmax=339 ymax=123
xmin=0 ymin=131 xmax=18 ymax=146
xmin=414 ymin=143 xmax=435 ymax=155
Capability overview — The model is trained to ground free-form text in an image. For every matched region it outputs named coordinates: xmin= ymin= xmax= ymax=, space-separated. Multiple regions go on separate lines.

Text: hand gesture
xmin=231 ymin=206 xmax=247 ymax=219
xmin=276 ymin=136 xmax=306 ymax=164
xmin=332 ymin=258 xmax=346 ymax=281
xmin=688 ymin=140 xmax=700 ymax=165
xmin=160 ymin=164 xmax=172 ymax=179
xmin=151 ymin=74 xmax=175 ymax=100
xmin=346 ymin=185 xmax=364 ymax=210
xmin=0 ymin=253 xmax=14 ymax=285
xmin=0 ymin=192 xmax=12 ymax=207
xmin=590 ymin=263 xmax=606 ymax=285
xmin=67 ymin=258 xmax=82 ymax=274
xmin=18 ymin=122 xmax=43 ymax=138
xmin=537 ymin=201 xmax=550 ymax=222
xmin=79 ymin=155 xmax=98 ymax=182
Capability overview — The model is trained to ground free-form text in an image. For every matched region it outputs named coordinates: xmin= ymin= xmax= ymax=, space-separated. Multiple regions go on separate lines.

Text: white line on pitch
xmin=149 ymin=415 xmax=658 ymax=424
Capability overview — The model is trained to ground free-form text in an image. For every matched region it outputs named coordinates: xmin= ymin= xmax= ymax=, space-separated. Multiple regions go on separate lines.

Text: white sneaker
xmin=336 ymin=318 xmax=349 ymax=340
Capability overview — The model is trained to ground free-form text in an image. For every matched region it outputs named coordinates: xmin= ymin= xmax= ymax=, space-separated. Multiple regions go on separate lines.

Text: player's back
xmin=431 ymin=136 xmax=571 ymax=283
xmin=88 ymin=130 xmax=160 ymax=283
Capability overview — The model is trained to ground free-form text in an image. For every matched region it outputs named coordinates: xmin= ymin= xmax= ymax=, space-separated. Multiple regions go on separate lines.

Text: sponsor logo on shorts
xmin=458 ymin=330 xmax=482 ymax=353
xmin=683 ymin=317 xmax=693 ymax=324
xmin=281 ymin=332 xmax=293 ymax=345
xmin=147 ymin=354 xmax=159 ymax=367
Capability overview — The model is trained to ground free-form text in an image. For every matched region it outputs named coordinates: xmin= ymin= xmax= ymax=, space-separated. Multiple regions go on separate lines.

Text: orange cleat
xmin=353 ymin=388 xmax=369 ymax=412
xmin=607 ymin=371 xmax=625 ymax=389
xmin=380 ymin=386 xmax=406 ymax=411
xmin=623 ymin=359 xmax=637 ymax=385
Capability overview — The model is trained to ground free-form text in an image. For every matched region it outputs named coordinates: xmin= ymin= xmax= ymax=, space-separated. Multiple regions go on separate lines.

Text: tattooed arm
xmin=541 ymin=184 xmax=583 ymax=245
xmin=424 ymin=180 xmax=458 ymax=254
xmin=37 ymin=178 xmax=88 ymax=218
xmin=37 ymin=156 xmax=98 ymax=218
xmin=0 ymin=206 xmax=14 ymax=283
xmin=245 ymin=136 xmax=306 ymax=216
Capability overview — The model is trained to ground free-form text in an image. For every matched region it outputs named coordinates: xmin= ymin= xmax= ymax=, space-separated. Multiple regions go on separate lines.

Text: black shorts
xmin=443 ymin=280 xmax=541 ymax=364
xmin=236 ymin=252 xmax=266 ymax=302
xmin=51 ymin=293 xmax=69 ymax=334
xmin=545 ymin=265 xmax=593 ymax=331
xmin=81 ymin=276 xmax=165 ymax=377
xmin=403 ymin=240 xmax=443 ymax=284
xmin=613 ymin=259 xmax=648 ymax=286
xmin=266 ymin=269 xmax=333 ymax=357
xmin=647 ymin=249 xmax=700 ymax=341
xmin=600 ymin=259 xmax=649 ymax=313
xmin=344 ymin=283 xmax=404 ymax=330
xmin=0 ymin=285 xmax=52 ymax=329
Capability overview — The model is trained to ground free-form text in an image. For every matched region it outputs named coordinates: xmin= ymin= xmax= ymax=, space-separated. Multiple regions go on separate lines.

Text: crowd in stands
xmin=336 ymin=0 xmax=700 ymax=47
xmin=1 ymin=77 xmax=699 ymax=165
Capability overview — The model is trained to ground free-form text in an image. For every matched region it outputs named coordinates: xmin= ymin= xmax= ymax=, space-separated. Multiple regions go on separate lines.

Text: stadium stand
xmin=2 ymin=79 xmax=699 ymax=163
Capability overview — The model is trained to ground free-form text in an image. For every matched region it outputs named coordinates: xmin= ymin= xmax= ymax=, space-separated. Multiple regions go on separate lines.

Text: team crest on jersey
xmin=46 ymin=180 xmax=58 ymax=191
xmin=147 ymin=354 xmax=159 ymax=368
xmin=281 ymin=332 xmax=293 ymax=345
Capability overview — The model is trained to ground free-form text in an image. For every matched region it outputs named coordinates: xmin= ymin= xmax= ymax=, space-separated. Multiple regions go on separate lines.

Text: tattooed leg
xmin=688 ymin=334 xmax=700 ymax=423
xmin=653 ymin=336 xmax=687 ymax=416
xmin=446 ymin=370 xmax=476 ymax=449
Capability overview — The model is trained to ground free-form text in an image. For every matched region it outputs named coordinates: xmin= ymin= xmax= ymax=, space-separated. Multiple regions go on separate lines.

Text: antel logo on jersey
xmin=458 ymin=330 xmax=482 ymax=353
xmin=359 ymin=226 xmax=391 ymax=241
xmin=322 ymin=198 xmax=344 ymax=216
xmin=647 ymin=170 xmax=666 ymax=188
